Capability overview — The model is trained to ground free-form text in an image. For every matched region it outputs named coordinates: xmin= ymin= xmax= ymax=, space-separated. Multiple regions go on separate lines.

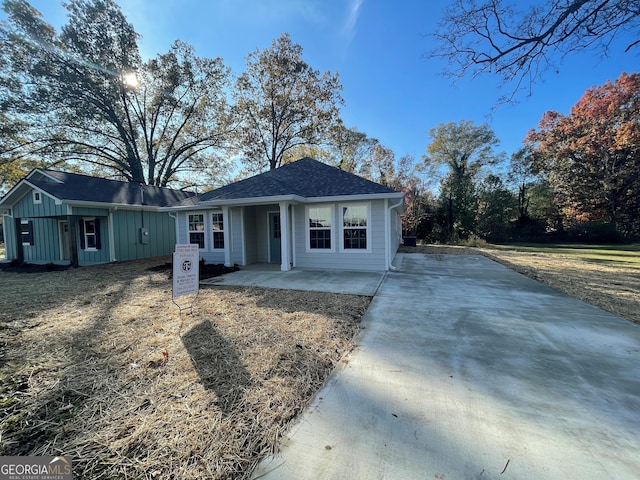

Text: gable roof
xmin=187 ymin=157 xmax=402 ymax=207
xmin=0 ymin=169 xmax=195 ymax=209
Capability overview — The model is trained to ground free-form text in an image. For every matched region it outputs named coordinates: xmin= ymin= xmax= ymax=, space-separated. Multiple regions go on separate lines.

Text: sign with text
xmin=1 ymin=456 xmax=72 ymax=480
xmin=172 ymin=244 xmax=199 ymax=298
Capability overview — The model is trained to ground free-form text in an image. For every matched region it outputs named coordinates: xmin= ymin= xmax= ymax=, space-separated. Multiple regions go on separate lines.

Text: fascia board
xmin=67 ymin=200 xmax=163 ymax=212
xmin=302 ymin=192 xmax=405 ymax=203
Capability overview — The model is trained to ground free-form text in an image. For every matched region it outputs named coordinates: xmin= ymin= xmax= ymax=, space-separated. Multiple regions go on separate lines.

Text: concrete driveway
xmin=252 ymin=253 xmax=640 ymax=480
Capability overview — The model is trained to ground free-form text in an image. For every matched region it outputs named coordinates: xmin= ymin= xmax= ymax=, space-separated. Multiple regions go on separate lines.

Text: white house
xmin=166 ymin=158 xmax=405 ymax=272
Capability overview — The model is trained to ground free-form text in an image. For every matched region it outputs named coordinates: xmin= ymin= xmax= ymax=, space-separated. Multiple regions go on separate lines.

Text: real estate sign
xmin=172 ymin=244 xmax=199 ymax=298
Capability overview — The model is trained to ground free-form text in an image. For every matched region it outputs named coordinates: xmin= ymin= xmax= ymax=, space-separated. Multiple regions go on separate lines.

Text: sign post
xmin=172 ymin=244 xmax=199 ymax=313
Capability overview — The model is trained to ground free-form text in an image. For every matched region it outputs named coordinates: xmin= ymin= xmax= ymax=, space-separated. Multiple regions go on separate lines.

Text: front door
xmin=269 ymin=212 xmax=281 ymax=263
xmin=59 ymin=221 xmax=71 ymax=261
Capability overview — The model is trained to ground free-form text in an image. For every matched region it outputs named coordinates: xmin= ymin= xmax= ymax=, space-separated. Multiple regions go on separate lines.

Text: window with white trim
xmin=212 ymin=211 xmax=224 ymax=249
xmin=80 ymin=218 xmax=101 ymax=250
xmin=188 ymin=213 xmax=205 ymax=249
xmin=307 ymin=206 xmax=332 ymax=250
xmin=342 ymin=204 xmax=369 ymax=250
xmin=33 ymin=191 xmax=42 ymax=204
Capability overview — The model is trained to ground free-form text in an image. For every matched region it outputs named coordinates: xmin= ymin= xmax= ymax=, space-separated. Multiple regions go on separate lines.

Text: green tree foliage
xmin=526 ymin=72 xmax=640 ymax=237
xmin=0 ymin=0 xmax=233 ymax=186
xmin=476 ymin=174 xmax=517 ymax=242
xmin=423 ymin=120 xmax=502 ymax=240
xmin=234 ymin=33 xmax=343 ymax=171
xmin=430 ymin=0 xmax=640 ymax=101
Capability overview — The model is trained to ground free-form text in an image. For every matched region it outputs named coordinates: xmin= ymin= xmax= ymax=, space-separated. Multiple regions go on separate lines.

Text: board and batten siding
xmin=293 ymin=200 xmax=388 ymax=271
xmin=12 ymin=190 xmax=67 ymax=218
xmin=109 ymin=209 xmax=176 ymax=262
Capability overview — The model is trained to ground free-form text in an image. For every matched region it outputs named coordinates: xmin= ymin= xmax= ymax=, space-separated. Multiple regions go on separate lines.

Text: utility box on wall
xmin=139 ymin=227 xmax=149 ymax=245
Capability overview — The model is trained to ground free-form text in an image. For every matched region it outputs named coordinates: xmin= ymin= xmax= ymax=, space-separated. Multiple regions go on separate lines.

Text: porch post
xmin=279 ymin=202 xmax=291 ymax=271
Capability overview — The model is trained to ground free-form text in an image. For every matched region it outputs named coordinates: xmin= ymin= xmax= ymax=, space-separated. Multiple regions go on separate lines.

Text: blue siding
xmin=12 ymin=190 xmax=66 ymax=217
xmin=111 ymin=209 xmax=177 ymax=261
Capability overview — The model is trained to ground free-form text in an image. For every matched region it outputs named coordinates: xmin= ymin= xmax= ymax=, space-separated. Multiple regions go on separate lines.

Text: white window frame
xmin=188 ymin=212 xmax=206 ymax=250
xmin=339 ymin=203 xmax=371 ymax=253
xmin=305 ymin=205 xmax=334 ymax=252
xmin=82 ymin=217 xmax=98 ymax=251
xmin=32 ymin=191 xmax=42 ymax=204
xmin=211 ymin=211 xmax=224 ymax=250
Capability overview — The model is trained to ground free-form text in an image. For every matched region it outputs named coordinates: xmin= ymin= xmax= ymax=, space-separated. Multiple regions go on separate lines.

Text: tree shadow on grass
xmin=181 ymin=320 xmax=252 ymax=415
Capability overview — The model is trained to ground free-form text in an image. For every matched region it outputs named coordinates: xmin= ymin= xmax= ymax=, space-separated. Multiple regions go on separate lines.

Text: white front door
xmin=59 ymin=221 xmax=71 ymax=261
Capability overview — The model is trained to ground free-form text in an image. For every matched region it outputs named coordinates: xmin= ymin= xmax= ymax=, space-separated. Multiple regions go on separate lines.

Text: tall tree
xmin=0 ymin=0 xmax=233 ymax=186
xmin=234 ymin=33 xmax=343 ymax=171
xmin=430 ymin=0 xmax=640 ymax=100
xmin=423 ymin=120 xmax=502 ymax=240
xmin=526 ymin=71 xmax=640 ymax=236
xmin=361 ymin=143 xmax=395 ymax=185
xmin=326 ymin=121 xmax=376 ymax=173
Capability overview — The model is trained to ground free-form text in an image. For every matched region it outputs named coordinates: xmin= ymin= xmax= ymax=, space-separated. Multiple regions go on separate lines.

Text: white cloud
xmin=342 ymin=0 xmax=364 ymax=43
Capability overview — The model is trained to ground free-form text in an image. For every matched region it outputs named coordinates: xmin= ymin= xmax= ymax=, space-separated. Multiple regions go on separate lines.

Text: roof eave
xmin=160 ymin=192 xmax=405 ymax=211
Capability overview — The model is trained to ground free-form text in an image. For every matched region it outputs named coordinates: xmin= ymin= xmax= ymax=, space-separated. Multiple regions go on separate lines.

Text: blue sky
xmin=4 ymin=0 xmax=637 ymax=165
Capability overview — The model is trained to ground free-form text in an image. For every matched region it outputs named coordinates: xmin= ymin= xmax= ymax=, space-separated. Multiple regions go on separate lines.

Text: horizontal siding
xmin=294 ymin=200 xmax=387 ymax=272
xmin=231 ymin=207 xmax=243 ymax=265
xmin=243 ymin=207 xmax=257 ymax=265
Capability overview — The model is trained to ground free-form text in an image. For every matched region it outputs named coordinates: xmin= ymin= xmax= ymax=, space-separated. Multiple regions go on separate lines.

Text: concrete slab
xmin=252 ymin=253 xmax=640 ymax=480
xmin=201 ymin=267 xmax=385 ymax=296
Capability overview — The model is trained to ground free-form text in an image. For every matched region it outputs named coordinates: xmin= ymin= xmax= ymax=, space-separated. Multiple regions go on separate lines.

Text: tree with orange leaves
xmin=526 ymin=72 xmax=640 ymax=238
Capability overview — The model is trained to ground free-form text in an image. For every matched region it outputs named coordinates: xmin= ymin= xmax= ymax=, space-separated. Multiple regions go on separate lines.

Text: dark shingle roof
xmin=198 ymin=157 xmax=400 ymax=202
xmin=29 ymin=170 xmax=195 ymax=207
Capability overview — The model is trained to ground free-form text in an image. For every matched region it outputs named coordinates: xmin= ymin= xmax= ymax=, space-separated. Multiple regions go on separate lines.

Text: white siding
xmin=243 ymin=206 xmax=257 ymax=265
xmin=293 ymin=200 xmax=388 ymax=271
xmin=231 ymin=207 xmax=243 ymax=265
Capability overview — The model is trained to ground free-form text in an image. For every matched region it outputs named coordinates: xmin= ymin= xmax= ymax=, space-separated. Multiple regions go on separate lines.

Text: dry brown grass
xmin=0 ymin=258 xmax=369 ymax=479
xmin=400 ymin=244 xmax=640 ymax=325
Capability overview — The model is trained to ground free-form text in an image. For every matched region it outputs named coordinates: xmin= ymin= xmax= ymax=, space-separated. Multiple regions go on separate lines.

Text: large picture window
xmin=212 ymin=212 xmax=224 ymax=249
xmin=342 ymin=204 xmax=368 ymax=250
xmin=188 ymin=214 xmax=205 ymax=249
xmin=307 ymin=206 xmax=332 ymax=250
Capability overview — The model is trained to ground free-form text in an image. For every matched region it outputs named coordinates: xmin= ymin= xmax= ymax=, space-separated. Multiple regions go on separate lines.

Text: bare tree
xmin=429 ymin=0 xmax=640 ymax=101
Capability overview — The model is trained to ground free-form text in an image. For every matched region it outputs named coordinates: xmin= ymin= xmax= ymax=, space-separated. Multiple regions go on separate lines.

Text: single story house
xmin=0 ymin=168 xmax=194 ymax=266
xmin=1 ymin=158 xmax=405 ymax=271
xmin=165 ymin=157 xmax=405 ymax=272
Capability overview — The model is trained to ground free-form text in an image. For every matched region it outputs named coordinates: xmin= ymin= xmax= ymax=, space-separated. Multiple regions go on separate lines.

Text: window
xmin=188 ymin=214 xmax=205 ymax=249
xmin=342 ymin=204 xmax=368 ymax=250
xmin=21 ymin=220 xmax=34 ymax=246
xmin=33 ymin=191 xmax=42 ymax=204
xmin=79 ymin=218 xmax=101 ymax=250
xmin=212 ymin=212 xmax=224 ymax=249
xmin=308 ymin=206 xmax=332 ymax=250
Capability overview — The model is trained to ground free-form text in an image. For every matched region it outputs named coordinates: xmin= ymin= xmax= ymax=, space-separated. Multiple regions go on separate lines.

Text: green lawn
xmin=485 ymin=243 xmax=640 ymax=269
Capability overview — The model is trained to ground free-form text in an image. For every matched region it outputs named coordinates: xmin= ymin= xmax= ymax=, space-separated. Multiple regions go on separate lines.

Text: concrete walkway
xmin=252 ymin=254 xmax=640 ymax=480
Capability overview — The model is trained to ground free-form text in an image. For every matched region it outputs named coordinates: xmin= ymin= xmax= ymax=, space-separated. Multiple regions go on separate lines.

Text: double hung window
xmin=212 ymin=212 xmax=224 ymax=249
xmin=188 ymin=214 xmax=205 ymax=249
xmin=342 ymin=204 xmax=369 ymax=250
xmin=308 ymin=206 xmax=332 ymax=250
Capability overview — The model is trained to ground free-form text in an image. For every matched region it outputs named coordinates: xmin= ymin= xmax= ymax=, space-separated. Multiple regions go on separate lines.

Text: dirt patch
xmin=148 ymin=260 xmax=239 ymax=280
xmin=0 ymin=257 xmax=369 ymax=479
xmin=401 ymin=244 xmax=640 ymax=325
